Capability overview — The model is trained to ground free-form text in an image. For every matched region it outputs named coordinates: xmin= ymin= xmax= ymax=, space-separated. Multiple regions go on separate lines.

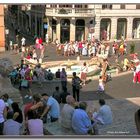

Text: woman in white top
xmin=64 ymin=42 xmax=69 ymax=57
xmin=74 ymin=41 xmax=79 ymax=55
xmin=97 ymin=76 xmax=104 ymax=93
xmin=82 ymin=43 xmax=88 ymax=56
xmin=80 ymin=62 xmax=88 ymax=86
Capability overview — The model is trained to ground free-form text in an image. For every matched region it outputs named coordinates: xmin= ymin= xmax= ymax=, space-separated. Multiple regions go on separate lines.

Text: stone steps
xmin=43 ymin=97 xmax=139 ymax=136
xmin=86 ymin=98 xmax=140 ymax=135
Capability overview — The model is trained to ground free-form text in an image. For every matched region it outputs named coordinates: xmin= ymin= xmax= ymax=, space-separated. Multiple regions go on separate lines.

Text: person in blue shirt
xmin=72 ymin=101 xmax=93 ymax=135
xmin=93 ymin=99 xmax=113 ymax=125
xmin=41 ymin=93 xmax=60 ymax=122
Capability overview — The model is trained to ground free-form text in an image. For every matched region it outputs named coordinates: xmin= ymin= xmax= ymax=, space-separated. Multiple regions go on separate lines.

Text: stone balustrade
xmin=46 ymin=8 xmax=95 ymax=17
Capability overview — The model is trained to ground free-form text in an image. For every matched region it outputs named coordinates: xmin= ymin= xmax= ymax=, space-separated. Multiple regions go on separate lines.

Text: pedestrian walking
xmin=9 ymin=40 xmax=13 ymax=50
xmin=60 ymin=68 xmax=67 ymax=90
xmin=40 ymin=44 xmax=45 ymax=60
xmin=78 ymin=41 xmax=83 ymax=56
xmin=119 ymin=42 xmax=125 ymax=56
xmin=21 ymin=37 xmax=26 ymax=53
xmin=21 ymin=37 xmax=26 ymax=46
xmin=72 ymin=72 xmax=82 ymax=102
xmin=80 ymin=62 xmax=88 ymax=86
xmin=97 ymin=76 xmax=105 ymax=93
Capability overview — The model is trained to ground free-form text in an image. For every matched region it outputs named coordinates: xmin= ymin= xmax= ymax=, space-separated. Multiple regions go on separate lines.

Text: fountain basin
xmin=46 ymin=65 xmax=100 ymax=78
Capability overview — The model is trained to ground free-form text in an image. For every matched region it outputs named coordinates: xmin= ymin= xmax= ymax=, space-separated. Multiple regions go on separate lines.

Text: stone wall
xmin=0 ymin=74 xmax=21 ymax=102
xmin=0 ymin=58 xmax=13 ymax=77
xmin=0 ymin=58 xmax=22 ymax=102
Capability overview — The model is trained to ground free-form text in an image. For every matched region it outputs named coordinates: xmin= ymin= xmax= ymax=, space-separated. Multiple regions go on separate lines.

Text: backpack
xmin=73 ymin=77 xmax=82 ymax=90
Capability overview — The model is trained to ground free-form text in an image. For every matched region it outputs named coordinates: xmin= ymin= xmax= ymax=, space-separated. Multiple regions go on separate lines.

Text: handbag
xmin=75 ymin=77 xmax=82 ymax=90
xmin=21 ymin=79 xmax=28 ymax=87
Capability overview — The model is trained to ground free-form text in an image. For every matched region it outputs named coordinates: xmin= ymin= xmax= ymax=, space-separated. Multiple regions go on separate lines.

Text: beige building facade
xmin=45 ymin=4 xmax=140 ymax=43
xmin=45 ymin=4 xmax=95 ymax=43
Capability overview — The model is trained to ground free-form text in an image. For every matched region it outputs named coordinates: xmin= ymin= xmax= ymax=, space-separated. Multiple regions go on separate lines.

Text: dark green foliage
xmin=130 ymin=42 xmax=135 ymax=54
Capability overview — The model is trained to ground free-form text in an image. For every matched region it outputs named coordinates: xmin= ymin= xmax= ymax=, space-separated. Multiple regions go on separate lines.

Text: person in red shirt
xmin=78 ymin=41 xmax=83 ymax=56
xmin=24 ymin=102 xmax=34 ymax=119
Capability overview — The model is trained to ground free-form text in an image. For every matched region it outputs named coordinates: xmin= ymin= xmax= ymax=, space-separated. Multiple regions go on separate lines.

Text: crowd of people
xmin=9 ymin=36 xmax=45 ymax=64
xmin=0 ymin=91 xmax=113 ymax=135
xmin=8 ymin=60 xmax=85 ymax=102
xmin=1 ymin=57 xmax=115 ymax=135
xmin=55 ymin=39 xmax=128 ymax=58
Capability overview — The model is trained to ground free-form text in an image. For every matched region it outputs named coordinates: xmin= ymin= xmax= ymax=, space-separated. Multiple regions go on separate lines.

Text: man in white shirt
xmin=93 ymin=99 xmax=113 ymax=125
xmin=21 ymin=37 xmax=26 ymax=53
xmin=41 ymin=93 xmax=60 ymax=122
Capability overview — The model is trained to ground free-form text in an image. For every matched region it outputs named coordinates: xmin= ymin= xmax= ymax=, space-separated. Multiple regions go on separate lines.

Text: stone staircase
xmin=86 ymin=98 xmax=140 ymax=135
xmin=44 ymin=97 xmax=139 ymax=136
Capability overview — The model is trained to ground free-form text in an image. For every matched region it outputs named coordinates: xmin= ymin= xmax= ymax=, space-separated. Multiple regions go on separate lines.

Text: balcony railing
xmin=75 ymin=9 xmax=93 ymax=13
xmin=55 ymin=8 xmax=72 ymax=14
xmin=46 ymin=8 xmax=95 ymax=17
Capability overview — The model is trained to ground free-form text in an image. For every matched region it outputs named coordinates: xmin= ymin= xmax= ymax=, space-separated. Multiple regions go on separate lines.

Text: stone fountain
xmin=46 ymin=58 xmax=101 ymax=78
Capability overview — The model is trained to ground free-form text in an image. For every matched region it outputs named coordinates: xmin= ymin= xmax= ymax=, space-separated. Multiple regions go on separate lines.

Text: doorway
xmin=75 ymin=19 xmax=85 ymax=41
xmin=117 ymin=18 xmax=127 ymax=40
xmin=60 ymin=19 xmax=70 ymax=43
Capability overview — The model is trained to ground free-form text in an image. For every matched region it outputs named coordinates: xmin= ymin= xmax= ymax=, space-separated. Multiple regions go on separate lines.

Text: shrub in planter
xmin=130 ymin=42 xmax=135 ymax=54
